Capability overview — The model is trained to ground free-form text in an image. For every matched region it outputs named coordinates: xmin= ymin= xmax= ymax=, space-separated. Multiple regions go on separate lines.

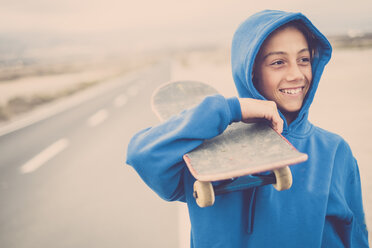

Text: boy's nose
xmin=286 ymin=64 xmax=304 ymax=82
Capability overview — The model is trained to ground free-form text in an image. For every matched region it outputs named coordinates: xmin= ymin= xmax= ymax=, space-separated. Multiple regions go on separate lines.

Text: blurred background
xmin=0 ymin=0 xmax=371 ymax=247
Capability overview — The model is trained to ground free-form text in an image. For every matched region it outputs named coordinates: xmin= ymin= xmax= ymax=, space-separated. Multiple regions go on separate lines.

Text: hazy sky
xmin=0 ymin=0 xmax=371 ymax=54
xmin=1 ymin=0 xmax=371 ymax=35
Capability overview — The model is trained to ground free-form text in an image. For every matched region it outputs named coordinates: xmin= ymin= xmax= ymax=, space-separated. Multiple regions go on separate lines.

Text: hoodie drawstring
xmin=245 ymin=187 xmax=257 ymax=234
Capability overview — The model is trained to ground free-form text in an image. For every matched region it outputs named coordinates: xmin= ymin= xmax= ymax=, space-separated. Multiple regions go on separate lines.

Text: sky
xmin=1 ymin=0 xmax=371 ymax=33
xmin=0 ymin=0 xmax=371 ymax=52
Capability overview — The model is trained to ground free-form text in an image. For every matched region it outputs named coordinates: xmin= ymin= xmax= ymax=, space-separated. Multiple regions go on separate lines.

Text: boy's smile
xmin=254 ymin=26 xmax=312 ymax=124
xmin=279 ymin=86 xmax=304 ymax=95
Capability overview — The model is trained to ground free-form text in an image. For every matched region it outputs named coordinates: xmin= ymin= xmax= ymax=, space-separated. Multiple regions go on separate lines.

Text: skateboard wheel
xmin=272 ymin=166 xmax=292 ymax=191
xmin=193 ymin=181 xmax=215 ymax=208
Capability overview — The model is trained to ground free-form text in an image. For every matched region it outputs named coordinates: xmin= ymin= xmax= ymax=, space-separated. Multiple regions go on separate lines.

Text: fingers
xmin=238 ymin=98 xmax=284 ymax=133
xmin=266 ymin=101 xmax=283 ymax=133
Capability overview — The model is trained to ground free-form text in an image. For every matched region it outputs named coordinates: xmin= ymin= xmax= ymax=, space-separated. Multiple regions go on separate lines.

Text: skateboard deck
xmin=152 ymin=80 xmax=308 ymax=207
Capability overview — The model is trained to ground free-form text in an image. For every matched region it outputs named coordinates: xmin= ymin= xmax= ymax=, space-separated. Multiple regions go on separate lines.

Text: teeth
xmin=280 ymin=88 xmax=302 ymax=94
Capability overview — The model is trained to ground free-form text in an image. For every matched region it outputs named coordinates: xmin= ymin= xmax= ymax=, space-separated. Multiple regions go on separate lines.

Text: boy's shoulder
xmin=312 ymin=125 xmax=352 ymax=151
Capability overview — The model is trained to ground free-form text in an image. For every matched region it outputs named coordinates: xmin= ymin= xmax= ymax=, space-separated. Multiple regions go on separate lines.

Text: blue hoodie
xmin=126 ymin=10 xmax=369 ymax=247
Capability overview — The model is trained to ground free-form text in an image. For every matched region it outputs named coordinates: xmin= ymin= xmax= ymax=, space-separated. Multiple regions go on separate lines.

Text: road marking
xmin=0 ymin=73 xmax=139 ymax=138
xmin=87 ymin=109 xmax=108 ymax=127
xmin=114 ymin=94 xmax=128 ymax=107
xmin=20 ymin=138 xmax=69 ymax=174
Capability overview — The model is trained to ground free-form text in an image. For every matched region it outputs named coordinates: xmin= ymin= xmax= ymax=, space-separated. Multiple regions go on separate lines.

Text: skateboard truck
xmin=192 ymin=166 xmax=292 ymax=208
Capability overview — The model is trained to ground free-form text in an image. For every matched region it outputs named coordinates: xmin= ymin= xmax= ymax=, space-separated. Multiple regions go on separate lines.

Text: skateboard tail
xmin=150 ymin=81 xmax=170 ymax=122
xmin=151 ymin=80 xmax=219 ymax=122
xmin=183 ymin=153 xmax=308 ymax=182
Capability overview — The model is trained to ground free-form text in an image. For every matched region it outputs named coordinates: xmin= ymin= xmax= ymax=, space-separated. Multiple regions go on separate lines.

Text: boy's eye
xmin=270 ymin=60 xmax=284 ymax=66
xmin=299 ymin=57 xmax=311 ymax=64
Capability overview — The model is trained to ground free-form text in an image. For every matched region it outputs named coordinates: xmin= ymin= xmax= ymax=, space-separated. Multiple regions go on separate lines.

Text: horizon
xmin=0 ymin=1 xmax=371 ymax=66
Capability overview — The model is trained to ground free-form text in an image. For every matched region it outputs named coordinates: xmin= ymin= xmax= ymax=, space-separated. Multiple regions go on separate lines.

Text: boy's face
xmin=255 ymin=27 xmax=312 ymax=119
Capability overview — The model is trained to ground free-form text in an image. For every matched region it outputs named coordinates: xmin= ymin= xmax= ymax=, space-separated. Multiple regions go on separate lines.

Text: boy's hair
xmin=252 ymin=20 xmax=317 ymax=85
xmin=277 ymin=20 xmax=317 ymax=60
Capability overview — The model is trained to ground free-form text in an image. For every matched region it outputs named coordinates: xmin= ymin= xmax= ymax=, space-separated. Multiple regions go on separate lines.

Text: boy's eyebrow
xmin=262 ymin=51 xmax=286 ymax=60
xmin=262 ymin=48 xmax=310 ymax=60
xmin=298 ymin=48 xmax=310 ymax=54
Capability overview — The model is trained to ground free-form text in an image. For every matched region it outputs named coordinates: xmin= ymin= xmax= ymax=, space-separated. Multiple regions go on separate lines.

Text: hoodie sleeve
xmin=322 ymin=140 xmax=369 ymax=247
xmin=126 ymin=95 xmax=242 ymax=202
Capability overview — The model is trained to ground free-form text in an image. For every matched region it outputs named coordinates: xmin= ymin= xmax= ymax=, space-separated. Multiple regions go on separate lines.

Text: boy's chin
xmin=279 ymin=106 xmax=301 ymax=118
xmin=280 ymin=102 xmax=303 ymax=113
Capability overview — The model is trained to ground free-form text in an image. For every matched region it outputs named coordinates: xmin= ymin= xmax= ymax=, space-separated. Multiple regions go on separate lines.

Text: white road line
xmin=114 ymin=94 xmax=128 ymax=107
xmin=0 ymin=73 xmax=137 ymax=138
xmin=87 ymin=109 xmax=108 ymax=127
xmin=20 ymin=138 xmax=69 ymax=174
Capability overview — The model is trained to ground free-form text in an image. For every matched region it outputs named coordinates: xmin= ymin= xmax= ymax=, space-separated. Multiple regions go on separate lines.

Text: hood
xmin=231 ymin=10 xmax=332 ymax=136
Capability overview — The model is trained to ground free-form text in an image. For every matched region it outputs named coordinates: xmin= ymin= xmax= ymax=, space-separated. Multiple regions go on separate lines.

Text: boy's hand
xmin=238 ymin=98 xmax=284 ymax=133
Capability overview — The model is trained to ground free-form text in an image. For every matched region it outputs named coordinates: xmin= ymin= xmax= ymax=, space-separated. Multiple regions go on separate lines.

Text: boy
xmin=127 ymin=10 xmax=368 ymax=247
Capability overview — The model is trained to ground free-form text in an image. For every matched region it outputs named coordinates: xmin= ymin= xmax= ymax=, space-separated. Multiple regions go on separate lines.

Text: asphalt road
xmin=0 ymin=62 xmax=180 ymax=248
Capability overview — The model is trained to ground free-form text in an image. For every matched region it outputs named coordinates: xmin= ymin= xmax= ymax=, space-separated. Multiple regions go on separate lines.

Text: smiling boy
xmin=254 ymin=24 xmax=312 ymax=123
xmin=127 ymin=10 xmax=369 ymax=247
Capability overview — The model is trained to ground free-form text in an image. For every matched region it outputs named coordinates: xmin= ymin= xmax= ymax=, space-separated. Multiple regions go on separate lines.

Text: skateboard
xmin=151 ymin=80 xmax=308 ymax=207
